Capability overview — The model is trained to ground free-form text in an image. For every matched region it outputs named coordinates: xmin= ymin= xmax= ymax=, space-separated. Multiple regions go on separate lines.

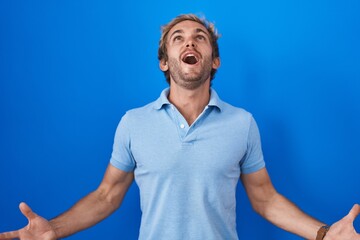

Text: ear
xmin=159 ymin=59 xmax=169 ymax=71
xmin=212 ymin=57 xmax=220 ymax=69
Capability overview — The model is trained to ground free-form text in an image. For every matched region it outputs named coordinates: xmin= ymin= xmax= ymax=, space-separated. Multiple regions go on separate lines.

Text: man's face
xmin=160 ymin=20 xmax=220 ymax=90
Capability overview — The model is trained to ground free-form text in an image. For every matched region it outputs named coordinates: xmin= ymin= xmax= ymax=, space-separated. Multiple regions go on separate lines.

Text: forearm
xmin=49 ymin=166 xmax=134 ymax=239
xmin=49 ymin=189 xmax=118 ymax=238
xmin=257 ymin=192 xmax=324 ymax=240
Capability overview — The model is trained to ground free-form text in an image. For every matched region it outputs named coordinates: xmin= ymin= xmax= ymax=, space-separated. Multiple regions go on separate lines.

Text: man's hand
xmin=325 ymin=204 xmax=360 ymax=240
xmin=0 ymin=202 xmax=57 ymax=240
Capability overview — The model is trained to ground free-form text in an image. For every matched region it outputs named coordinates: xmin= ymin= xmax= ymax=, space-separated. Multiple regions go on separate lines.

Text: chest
xmin=129 ymin=112 xmax=249 ymax=179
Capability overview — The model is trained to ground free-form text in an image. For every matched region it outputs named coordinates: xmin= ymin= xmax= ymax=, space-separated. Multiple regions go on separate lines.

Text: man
xmin=0 ymin=14 xmax=359 ymax=240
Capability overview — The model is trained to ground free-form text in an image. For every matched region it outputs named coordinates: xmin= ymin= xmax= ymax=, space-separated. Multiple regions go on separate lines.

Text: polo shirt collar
xmin=208 ymin=88 xmax=224 ymax=112
xmin=153 ymin=88 xmax=171 ymax=110
xmin=153 ymin=87 xmax=224 ymax=112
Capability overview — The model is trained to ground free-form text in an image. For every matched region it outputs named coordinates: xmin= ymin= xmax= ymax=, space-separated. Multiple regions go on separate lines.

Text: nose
xmin=185 ymin=39 xmax=196 ymax=48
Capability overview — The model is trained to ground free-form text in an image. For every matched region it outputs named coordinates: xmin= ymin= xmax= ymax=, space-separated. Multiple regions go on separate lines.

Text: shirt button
xmin=180 ymin=124 xmax=185 ymax=129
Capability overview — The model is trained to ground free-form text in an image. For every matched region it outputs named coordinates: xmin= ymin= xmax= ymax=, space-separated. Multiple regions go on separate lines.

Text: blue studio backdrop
xmin=1 ymin=1 xmax=359 ymax=239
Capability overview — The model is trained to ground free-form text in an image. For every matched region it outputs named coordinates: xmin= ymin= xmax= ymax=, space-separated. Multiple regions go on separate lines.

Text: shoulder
xmin=220 ymin=100 xmax=254 ymax=122
xmin=123 ymin=88 xmax=169 ymax=120
xmin=126 ymin=101 xmax=155 ymax=116
xmin=211 ymin=89 xmax=253 ymax=121
xmin=120 ymin=100 xmax=159 ymax=127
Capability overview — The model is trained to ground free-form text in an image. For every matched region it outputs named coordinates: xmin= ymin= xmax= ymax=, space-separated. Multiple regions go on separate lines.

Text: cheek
xmin=166 ymin=44 xmax=180 ymax=55
xmin=201 ymin=45 xmax=214 ymax=57
xmin=166 ymin=51 xmax=177 ymax=62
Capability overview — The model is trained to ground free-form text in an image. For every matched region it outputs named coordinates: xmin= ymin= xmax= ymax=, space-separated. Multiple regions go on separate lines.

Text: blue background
xmin=1 ymin=1 xmax=359 ymax=239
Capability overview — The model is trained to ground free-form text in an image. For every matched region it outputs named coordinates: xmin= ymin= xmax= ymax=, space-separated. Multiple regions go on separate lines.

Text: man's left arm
xmin=240 ymin=167 xmax=360 ymax=240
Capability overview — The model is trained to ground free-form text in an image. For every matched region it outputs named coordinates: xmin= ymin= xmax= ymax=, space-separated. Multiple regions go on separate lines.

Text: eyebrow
xmin=169 ymin=28 xmax=210 ymax=40
xmin=169 ymin=29 xmax=184 ymax=40
xmin=195 ymin=28 xmax=210 ymax=37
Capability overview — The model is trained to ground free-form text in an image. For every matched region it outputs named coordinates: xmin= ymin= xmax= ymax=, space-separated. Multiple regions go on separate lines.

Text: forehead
xmin=168 ymin=20 xmax=209 ymax=36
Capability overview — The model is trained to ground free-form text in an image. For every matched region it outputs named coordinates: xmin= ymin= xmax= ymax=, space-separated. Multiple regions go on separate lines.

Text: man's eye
xmin=174 ymin=36 xmax=182 ymax=41
xmin=197 ymin=35 xmax=205 ymax=40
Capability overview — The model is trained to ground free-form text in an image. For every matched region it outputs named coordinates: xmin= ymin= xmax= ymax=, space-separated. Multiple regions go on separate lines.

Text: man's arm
xmin=0 ymin=164 xmax=134 ymax=240
xmin=241 ymin=167 xmax=360 ymax=240
xmin=241 ymin=168 xmax=322 ymax=239
xmin=50 ymin=164 xmax=134 ymax=238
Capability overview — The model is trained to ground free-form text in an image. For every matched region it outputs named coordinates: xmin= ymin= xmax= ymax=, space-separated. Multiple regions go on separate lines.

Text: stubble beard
xmin=168 ymin=56 xmax=213 ymax=90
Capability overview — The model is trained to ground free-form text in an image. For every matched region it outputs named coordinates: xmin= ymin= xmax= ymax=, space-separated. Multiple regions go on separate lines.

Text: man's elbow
xmin=250 ymin=192 xmax=280 ymax=218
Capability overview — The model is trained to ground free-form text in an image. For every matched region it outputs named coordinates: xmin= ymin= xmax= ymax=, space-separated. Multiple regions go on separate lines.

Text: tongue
xmin=184 ymin=56 xmax=198 ymax=65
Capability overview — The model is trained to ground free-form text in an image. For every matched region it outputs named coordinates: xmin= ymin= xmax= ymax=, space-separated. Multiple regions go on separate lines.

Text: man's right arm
xmin=0 ymin=164 xmax=134 ymax=240
xmin=50 ymin=164 xmax=134 ymax=238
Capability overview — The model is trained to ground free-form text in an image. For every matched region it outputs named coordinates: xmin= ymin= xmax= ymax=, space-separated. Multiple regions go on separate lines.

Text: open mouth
xmin=182 ymin=54 xmax=199 ymax=65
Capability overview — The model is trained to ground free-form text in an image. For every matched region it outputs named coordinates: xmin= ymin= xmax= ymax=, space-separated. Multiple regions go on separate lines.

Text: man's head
xmin=158 ymin=14 xmax=220 ymax=86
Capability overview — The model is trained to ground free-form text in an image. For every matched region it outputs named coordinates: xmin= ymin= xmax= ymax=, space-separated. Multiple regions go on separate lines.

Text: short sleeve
xmin=110 ymin=113 xmax=136 ymax=172
xmin=240 ymin=116 xmax=266 ymax=174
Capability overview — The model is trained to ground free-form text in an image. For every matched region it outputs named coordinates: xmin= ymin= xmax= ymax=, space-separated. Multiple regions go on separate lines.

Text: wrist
xmin=316 ymin=225 xmax=330 ymax=240
xmin=49 ymin=219 xmax=63 ymax=239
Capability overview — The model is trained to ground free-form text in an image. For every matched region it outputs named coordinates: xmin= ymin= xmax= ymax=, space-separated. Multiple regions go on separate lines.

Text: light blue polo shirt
xmin=110 ymin=88 xmax=265 ymax=240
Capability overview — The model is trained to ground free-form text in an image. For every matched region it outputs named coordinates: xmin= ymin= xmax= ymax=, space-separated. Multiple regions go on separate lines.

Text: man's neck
xmin=168 ymin=81 xmax=211 ymax=126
